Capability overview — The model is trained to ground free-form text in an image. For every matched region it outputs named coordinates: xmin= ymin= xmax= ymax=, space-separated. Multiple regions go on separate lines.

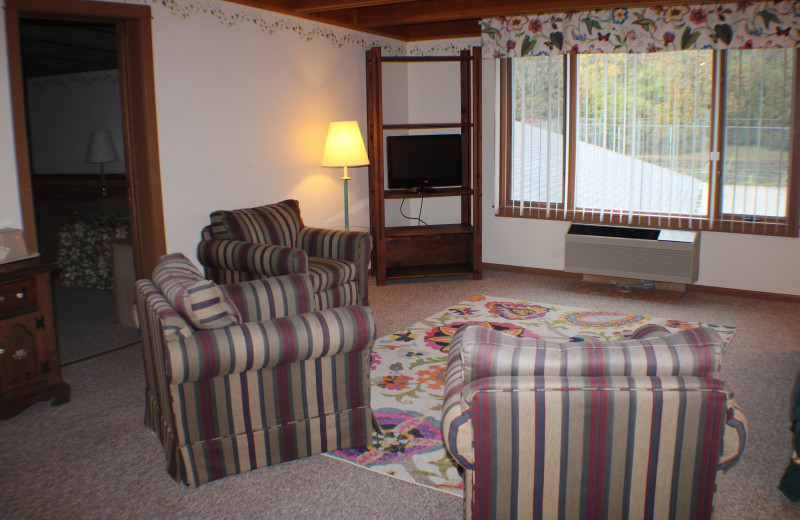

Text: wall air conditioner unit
xmin=564 ymin=224 xmax=699 ymax=284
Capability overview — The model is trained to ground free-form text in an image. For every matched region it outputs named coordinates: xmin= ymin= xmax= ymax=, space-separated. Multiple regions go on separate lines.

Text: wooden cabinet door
xmin=0 ymin=314 xmax=43 ymax=393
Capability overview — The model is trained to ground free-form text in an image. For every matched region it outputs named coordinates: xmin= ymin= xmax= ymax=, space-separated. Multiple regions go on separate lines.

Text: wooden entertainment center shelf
xmin=383 ymin=187 xmax=472 ymax=199
xmin=382 ymin=123 xmax=472 ymax=130
xmin=387 ymin=223 xmax=473 ymax=238
xmin=366 ymin=46 xmax=482 ymax=285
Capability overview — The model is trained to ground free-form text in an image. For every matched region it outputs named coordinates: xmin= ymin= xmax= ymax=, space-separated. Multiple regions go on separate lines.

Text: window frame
xmin=498 ymin=49 xmax=800 ymax=238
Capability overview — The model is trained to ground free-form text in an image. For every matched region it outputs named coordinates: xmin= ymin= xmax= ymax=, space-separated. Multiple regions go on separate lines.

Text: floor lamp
xmin=86 ymin=130 xmax=118 ymax=197
xmin=321 ymin=121 xmax=369 ymax=230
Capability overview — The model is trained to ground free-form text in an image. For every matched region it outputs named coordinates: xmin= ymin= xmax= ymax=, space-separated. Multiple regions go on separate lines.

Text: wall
xmin=150 ymin=1 xmax=407 ymax=259
xmin=26 ymin=70 xmax=125 ymax=174
xmin=479 ymin=60 xmax=800 ymax=297
xmin=0 ymin=0 xmax=403 ymax=260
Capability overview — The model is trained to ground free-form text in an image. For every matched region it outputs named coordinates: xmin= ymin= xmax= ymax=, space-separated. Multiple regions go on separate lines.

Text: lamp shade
xmin=86 ymin=130 xmax=119 ymax=164
xmin=320 ymin=121 xmax=369 ymax=168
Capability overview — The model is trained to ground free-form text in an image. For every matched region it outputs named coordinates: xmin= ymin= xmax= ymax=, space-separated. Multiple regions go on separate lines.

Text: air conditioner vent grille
xmin=564 ymin=225 xmax=699 ymax=284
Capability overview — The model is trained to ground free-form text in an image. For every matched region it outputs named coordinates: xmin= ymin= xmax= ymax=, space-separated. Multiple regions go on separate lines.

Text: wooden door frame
xmin=4 ymin=0 xmax=166 ymax=279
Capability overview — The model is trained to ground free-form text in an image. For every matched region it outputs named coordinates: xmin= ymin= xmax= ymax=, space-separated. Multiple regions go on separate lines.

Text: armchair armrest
xmin=165 ymin=305 xmax=375 ymax=384
xmin=197 ymin=239 xmax=308 ymax=279
xmin=297 ymin=227 xmax=371 ymax=262
xmin=297 ymin=227 xmax=372 ymax=305
xmin=721 ymin=396 xmax=748 ymax=470
xmin=217 ymin=274 xmax=313 ymax=322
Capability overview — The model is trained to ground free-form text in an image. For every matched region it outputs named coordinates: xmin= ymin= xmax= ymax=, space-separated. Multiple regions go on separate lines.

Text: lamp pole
xmin=342 ymin=165 xmax=351 ymax=230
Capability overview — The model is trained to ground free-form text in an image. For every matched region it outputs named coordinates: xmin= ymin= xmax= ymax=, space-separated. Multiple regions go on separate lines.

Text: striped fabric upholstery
xmin=198 ymin=201 xmax=372 ymax=310
xmin=210 ymin=199 xmax=303 ymax=245
xmin=165 ymin=305 xmax=375 ymax=384
xmin=152 ymin=253 xmax=241 ymax=329
xmin=468 ymin=376 xmax=730 ymax=520
xmin=443 ymin=324 xmax=747 ymax=520
xmin=134 ymin=280 xmax=194 ymax=342
xmin=298 ymin=226 xmax=372 ymax=306
xmin=136 ymin=280 xmax=187 ymax=479
xmin=458 ymin=325 xmax=725 ymax=382
xmin=197 ymin=239 xmax=308 ymax=279
xmin=314 ymin=281 xmax=359 ymax=311
xmin=630 ymin=323 xmax=672 ymax=339
xmin=135 ymin=273 xmax=377 ymax=487
xmin=217 ymin=274 xmax=313 ymax=322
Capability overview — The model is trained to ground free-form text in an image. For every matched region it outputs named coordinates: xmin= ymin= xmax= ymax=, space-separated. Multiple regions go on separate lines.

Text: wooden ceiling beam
xmin=291 ymin=0 xmax=422 ymax=14
xmin=353 ymin=0 xmax=678 ymax=28
xmin=223 ymin=0 xmax=687 ymax=41
xmin=403 ymin=18 xmax=480 ymax=41
xmin=307 ymin=9 xmax=359 ymax=26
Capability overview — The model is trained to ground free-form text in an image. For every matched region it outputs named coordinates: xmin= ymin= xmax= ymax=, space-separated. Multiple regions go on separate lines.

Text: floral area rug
xmin=324 ymin=295 xmax=737 ymax=497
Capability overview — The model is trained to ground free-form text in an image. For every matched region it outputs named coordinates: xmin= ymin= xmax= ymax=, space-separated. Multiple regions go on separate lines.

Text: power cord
xmin=400 ymin=197 xmax=428 ymax=226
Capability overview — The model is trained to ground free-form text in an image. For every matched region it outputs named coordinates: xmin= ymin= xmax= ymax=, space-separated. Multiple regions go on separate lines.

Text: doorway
xmin=5 ymin=0 xmax=167 ymax=280
xmin=20 ymin=18 xmax=127 ymax=262
xmin=5 ymin=0 xmax=166 ymax=363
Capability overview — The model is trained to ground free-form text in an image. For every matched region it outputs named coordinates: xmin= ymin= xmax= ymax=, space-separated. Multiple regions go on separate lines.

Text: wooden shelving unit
xmin=366 ymin=46 xmax=482 ymax=285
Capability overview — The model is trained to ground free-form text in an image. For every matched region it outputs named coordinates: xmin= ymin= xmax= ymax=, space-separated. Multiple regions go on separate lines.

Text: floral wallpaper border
xmin=481 ymin=1 xmax=800 ymax=56
xmin=123 ymin=0 xmax=476 ymax=56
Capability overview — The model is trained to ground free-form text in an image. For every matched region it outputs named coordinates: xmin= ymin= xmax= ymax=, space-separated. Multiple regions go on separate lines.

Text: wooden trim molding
xmin=483 ymin=262 xmax=800 ymax=303
xmin=4 ymin=6 xmax=34 ymax=252
xmin=4 ymin=0 xmax=166 ymax=279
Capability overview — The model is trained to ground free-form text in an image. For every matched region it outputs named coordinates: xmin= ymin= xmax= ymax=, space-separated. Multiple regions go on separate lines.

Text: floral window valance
xmin=481 ymin=1 xmax=800 ymax=56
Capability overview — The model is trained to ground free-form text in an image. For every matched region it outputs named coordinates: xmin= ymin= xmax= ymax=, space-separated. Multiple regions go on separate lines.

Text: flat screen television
xmin=386 ymin=134 xmax=462 ymax=191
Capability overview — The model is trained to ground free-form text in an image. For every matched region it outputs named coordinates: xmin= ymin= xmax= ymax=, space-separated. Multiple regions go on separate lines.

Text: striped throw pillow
xmin=153 ymin=253 xmax=242 ymax=330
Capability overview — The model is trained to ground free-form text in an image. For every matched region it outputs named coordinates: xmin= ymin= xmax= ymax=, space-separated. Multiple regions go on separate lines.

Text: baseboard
xmin=481 ymin=263 xmax=800 ymax=303
xmin=482 ymin=263 xmax=582 ymax=280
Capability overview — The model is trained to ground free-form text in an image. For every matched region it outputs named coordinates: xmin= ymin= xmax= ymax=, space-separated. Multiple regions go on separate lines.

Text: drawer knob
xmin=0 ymin=348 xmax=4 ymax=355
xmin=16 ymin=292 xmax=25 ymax=299
xmin=12 ymin=349 xmax=27 ymax=360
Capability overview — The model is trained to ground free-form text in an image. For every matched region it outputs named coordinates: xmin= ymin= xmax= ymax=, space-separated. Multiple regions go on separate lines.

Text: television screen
xmin=386 ymin=134 xmax=462 ymax=190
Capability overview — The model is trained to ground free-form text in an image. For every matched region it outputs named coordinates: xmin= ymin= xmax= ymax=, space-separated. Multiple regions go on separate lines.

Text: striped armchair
xmin=136 ymin=253 xmax=376 ymax=487
xmin=197 ymin=199 xmax=371 ymax=311
xmin=443 ymin=324 xmax=747 ymax=520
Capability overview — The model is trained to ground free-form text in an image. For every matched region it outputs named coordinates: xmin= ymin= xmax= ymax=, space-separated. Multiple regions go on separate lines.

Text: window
xmin=499 ymin=49 xmax=800 ymax=237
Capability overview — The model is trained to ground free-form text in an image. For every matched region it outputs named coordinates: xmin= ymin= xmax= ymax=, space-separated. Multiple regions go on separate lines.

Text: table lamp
xmin=321 ymin=121 xmax=369 ymax=230
xmin=86 ymin=130 xmax=118 ymax=196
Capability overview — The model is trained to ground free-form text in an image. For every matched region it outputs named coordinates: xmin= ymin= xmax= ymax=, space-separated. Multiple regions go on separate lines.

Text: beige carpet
xmin=1 ymin=269 xmax=799 ymax=519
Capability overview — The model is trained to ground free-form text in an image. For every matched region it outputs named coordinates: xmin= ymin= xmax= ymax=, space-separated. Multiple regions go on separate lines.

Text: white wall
xmin=150 ymin=2 xmax=405 ymax=259
xmin=479 ymin=60 xmax=800 ymax=296
xmin=2 ymin=2 xmax=797 ymax=295
xmin=26 ymin=70 xmax=125 ymax=174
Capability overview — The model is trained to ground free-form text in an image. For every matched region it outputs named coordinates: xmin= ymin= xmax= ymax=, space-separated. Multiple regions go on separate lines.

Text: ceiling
xmin=225 ymin=0 xmax=639 ymax=41
xmin=19 ymin=19 xmax=117 ymax=78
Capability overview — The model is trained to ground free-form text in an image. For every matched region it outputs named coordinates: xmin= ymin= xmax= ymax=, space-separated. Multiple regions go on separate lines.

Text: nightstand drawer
xmin=0 ymin=279 xmax=37 ymax=313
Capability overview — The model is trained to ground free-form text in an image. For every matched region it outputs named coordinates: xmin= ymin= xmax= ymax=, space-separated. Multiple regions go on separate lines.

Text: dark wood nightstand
xmin=0 ymin=258 xmax=70 ymax=419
